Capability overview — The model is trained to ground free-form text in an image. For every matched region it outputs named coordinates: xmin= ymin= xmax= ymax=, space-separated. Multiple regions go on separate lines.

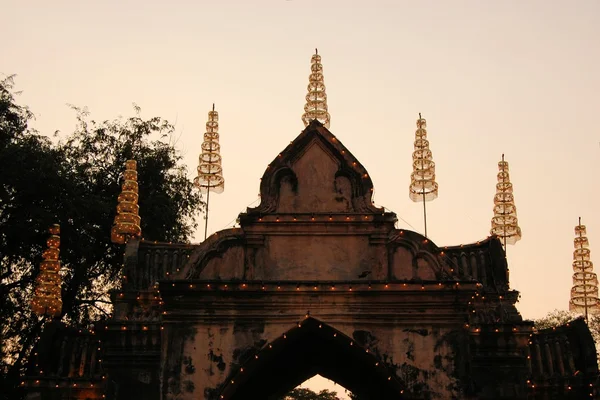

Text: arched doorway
xmin=218 ymin=318 xmax=412 ymax=399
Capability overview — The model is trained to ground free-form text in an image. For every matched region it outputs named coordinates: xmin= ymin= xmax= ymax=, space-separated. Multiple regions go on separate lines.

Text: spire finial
xmin=212 ymin=103 xmax=215 ymax=111
xmin=490 ymin=155 xmax=521 ymax=246
xmin=302 ymin=50 xmax=331 ymax=129
xmin=315 ymin=48 xmax=318 ymax=55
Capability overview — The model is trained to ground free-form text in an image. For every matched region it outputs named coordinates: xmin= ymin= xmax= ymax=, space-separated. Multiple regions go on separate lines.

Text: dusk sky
xmin=3 ymin=0 xmax=599 ymax=396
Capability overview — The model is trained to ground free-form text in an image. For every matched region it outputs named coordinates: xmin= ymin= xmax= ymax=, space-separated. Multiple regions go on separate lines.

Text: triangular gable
xmin=247 ymin=120 xmax=382 ymax=215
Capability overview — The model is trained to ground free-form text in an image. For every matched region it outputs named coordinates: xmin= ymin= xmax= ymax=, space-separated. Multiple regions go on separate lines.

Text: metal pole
xmin=422 ymin=180 xmax=427 ymax=238
xmin=501 ymin=154 xmax=507 ymax=255
xmin=314 ymin=48 xmax=318 ymax=118
xmin=420 ymin=113 xmax=428 ymax=238
xmin=204 ymin=186 xmax=211 ymax=240
xmin=580 ymin=216 xmax=589 ymax=322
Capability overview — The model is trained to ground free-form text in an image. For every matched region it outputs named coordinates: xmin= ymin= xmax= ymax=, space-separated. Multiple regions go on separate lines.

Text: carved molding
xmin=180 ymin=229 xmax=245 ymax=279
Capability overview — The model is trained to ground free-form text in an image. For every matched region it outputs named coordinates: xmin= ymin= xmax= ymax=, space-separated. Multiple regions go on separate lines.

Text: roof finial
xmin=302 ymin=49 xmax=331 ymax=129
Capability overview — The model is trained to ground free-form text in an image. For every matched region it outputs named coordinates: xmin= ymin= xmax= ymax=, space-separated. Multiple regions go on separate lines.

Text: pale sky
xmin=3 ymin=0 xmax=600 ymax=397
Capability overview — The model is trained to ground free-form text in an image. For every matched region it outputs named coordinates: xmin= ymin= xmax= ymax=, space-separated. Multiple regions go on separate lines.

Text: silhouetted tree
xmin=278 ymin=388 xmax=341 ymax=400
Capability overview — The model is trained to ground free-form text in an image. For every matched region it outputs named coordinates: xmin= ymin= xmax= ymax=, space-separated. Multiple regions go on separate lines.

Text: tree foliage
xmin=0 ymin=75 xmax=203 ymax=398
xmin=348 ymin=392 xmax=366 ymax=400
xmin=533 ymin=309 xmax=580 ymax=330
xmin=278 ymin=388 xmax=341 ymax=400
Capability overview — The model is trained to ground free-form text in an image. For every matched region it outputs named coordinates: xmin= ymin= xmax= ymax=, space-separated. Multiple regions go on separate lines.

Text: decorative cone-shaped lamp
xmin=302 ymin=49 xmax=331 ymax=129
xmin=111 ymin=160 xmax=142 ymax=244
xmin=31 ymin=224 xmax=63 ymax=317
xmin=490 ymin=154 xmax=521 ymax=249
xmin=409 ymin=114 xmax=438 ymax=237
xmin=569 ymin=217 xmax=600 ymax=321
xmin=194 ymin=104 xmax=225 ymax=240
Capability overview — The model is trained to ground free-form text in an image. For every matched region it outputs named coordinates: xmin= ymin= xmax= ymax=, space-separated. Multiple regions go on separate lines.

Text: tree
xmin=348 ymin=392 xmax=367 ymax=400
xmin=278 ymin=388 xmax=341 ymax=400
xmin=0 ymin=75 xmax=203 ymax=399
xmin=533 ymin=309 xmax=580 ymax=330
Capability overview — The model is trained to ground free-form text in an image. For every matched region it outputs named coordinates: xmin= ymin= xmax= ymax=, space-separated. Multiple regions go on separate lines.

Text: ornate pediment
xmin=246 ymin=120 xmax=382 ymax=215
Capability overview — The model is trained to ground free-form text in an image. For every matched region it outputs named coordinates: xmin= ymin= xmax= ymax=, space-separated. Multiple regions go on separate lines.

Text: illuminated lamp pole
xmin=409 ymin=114 xmax=438 ymax=238
xmin=569 ymin=217 xmax=600 ymax=322
xmin=111 ymin=160 xmax=142 ymax=244
xmin=31 ymin=224 xmax=63 ymax=317
xmin=302 ymin=48 xmax=331 ymax=128
xmin=194 ymin=104 xmax=225 ymax=240
xmin=490 ymin=154 xmax=521 ymax=256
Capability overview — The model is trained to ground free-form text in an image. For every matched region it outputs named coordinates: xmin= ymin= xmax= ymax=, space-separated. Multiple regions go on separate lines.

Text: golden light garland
xmin=194 ymin=105 xmax=225 ymax=240
xmin=569 ymin=217 xmax=600 ymax=319
xmin=301 ymin=49 xmax=331 ymax=129
xmin=111 ymin=160 xmax=141 ymax=244
xmin=490 ymin=154 xmax=521 ymax=246
xmin=409 ymin=114 xmax=438 ymax=237
xmin=31 ymin=224 xmax=63 ymax=317
xmin=212 ymin=315 xmax=411 ymax=399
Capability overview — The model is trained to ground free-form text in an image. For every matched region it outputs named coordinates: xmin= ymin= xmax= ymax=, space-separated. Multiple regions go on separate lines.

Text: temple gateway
xmin=24 ymin=51 xmax=599 ymax=399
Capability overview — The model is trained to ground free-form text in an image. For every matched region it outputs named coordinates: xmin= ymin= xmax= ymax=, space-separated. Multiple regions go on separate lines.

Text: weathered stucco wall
xmin=254 ymin=235 xmax=383 ymax=281
xmin=285 ymin=140 xmax=352 ymax=213
xmin=185 ymin=324 xmax=462 ymax=398
xmin=199 ymin=245 xmax=245 ymax=280
xmin=160 ymin=287 xmax=474 ymax=400
xmin=188 ymin=233 xmax=456 ymax=283
xmin=190 ymin=233 xmax=449 ymax=283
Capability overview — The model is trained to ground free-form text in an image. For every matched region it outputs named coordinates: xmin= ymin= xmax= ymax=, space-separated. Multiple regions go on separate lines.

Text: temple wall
xmin=160 ymin=290 xmax=470 ymax=400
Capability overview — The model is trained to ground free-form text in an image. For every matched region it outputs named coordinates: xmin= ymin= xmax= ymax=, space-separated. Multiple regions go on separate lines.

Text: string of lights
xmin=111 ymin=160 xmax=142 ymax=244
xmin=31 ymin=224 xmax=63 ymax=317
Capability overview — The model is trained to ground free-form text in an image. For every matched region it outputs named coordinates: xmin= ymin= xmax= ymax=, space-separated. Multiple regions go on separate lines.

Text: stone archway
xmin=219 ymin=317 xmax=410 ymax=400
xmin=99 ymin=121 xmax=545 ymax=400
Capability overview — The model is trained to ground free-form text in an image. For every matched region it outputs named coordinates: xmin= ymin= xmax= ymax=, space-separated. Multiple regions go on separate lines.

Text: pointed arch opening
xmin=219 ymin=318 xmax=411 ymax=400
